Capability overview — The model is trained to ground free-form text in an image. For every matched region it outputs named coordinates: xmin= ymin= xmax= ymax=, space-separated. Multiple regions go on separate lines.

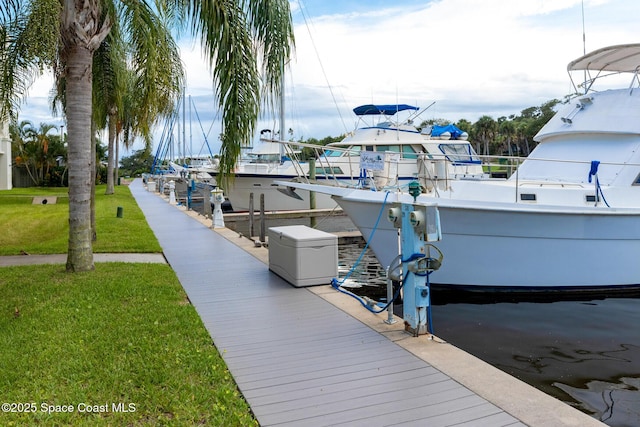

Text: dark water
xmin=222 ymin=212 xmax=640 ymax=426
xmin=223 ymin=212 xmax=358 ymax=236
xmin=335 ymin=238 xmax=640 ymax=426
xmin=430 ymin=297 xmax=640 ymax=426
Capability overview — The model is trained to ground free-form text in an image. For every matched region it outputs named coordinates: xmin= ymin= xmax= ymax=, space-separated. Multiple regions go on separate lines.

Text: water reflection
xmin=337 ymin=240 xmax=640 ymax=426
xmin=337 ymin=239 xmax=387 ymax=301
xmin=429 ymin=298 xmax=640 ymax=427
xmin=555 ymin=377 xmax=640 ymax=425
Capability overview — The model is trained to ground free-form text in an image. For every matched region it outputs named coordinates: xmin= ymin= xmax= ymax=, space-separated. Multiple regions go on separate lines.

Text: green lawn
xmin=0 ymin=185 xmax=162 ymax=255
xmin=0 ymin=184 xmax=257 ymax=426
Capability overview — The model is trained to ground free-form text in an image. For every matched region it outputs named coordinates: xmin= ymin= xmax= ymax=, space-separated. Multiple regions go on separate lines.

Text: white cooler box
xmin=268 ymin=225 xmax=338 ymax=287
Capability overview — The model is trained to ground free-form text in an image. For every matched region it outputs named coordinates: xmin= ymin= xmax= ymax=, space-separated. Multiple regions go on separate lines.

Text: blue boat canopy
xmin=431 ymin=124 xmax=465 ymax=139
xmin=353 ymin=104 xmax=419 ymax=116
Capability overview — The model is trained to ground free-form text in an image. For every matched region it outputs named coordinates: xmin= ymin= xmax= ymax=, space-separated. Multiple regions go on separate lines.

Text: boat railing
xmin=281 ymin=140 xmax=366 ymax=184
xmin=257 ymin=138 xmax=310 ymax=177
xmin=280 ymin=140 xmax=521 ymax=188
xmin=478 ymin=154 xmax=525 ymax=179
xmin=279 ymin=139 xmax=640 ymax=200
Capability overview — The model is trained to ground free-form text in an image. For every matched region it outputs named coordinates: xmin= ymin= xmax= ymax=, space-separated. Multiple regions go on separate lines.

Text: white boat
xmin=278 ymin=44 xmax=640 ymax=291
xmin=224 ymin=104 xmax=485 ymax=211
xmin=168 ymin=157 xmax=218 ymax=184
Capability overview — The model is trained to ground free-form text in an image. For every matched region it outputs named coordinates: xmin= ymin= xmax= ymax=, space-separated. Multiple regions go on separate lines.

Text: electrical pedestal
xmin=388 ymin=201 xmax=442 ymax=336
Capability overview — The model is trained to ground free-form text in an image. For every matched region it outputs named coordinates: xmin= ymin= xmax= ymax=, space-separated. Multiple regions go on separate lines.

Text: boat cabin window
xmin=520 ymin=193 xmax=536 ymax=202
xmin=586 ymin=195 xmax=598 ymax=203
xmin=363 ymin=144 xmax=418 ymax=159
xmin=374 ymin=145 xmax=396 ymax=153
xmin=246 ymin=153 xmax=280 ymax=163
xmin=402 ymin=145 xmax=418 ymax=159
xmin=634 ymin=172 xmax=640 ymax=185
xmin=315 ymin=166 xmax=344 ymax=175
xmin=324 ymin=147 xmax=358 ymax=158
xmin=439 ymin=143 xmax=481 ymax=164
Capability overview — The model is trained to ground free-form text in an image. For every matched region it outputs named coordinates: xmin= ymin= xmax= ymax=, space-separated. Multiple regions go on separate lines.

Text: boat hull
xmin=336 ymin=191 xmax=640 ymax=289
xmin=224 ymin=174 xmax=339 ymax=211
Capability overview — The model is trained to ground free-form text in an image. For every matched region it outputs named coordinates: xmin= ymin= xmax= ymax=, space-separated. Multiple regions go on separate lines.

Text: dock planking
xmin=131 ymin=180 xmax=524 ymax=427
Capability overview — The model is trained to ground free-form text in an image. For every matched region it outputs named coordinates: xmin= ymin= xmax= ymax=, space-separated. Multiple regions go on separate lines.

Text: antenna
xmin=581 ymin=0 xmax=586 ymax=55
xmin=581 ymin=0 xmax=587 ymax=93
xmin=409 ymin=101 xmax=436 ymax=123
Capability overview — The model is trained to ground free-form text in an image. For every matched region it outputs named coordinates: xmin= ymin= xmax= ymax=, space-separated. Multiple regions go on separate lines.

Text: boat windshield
xmin=439 ymin=143 xmax=481 ymax=164
xmin=366 ymin=144 xmax=418 ymax=159
xmin=324 ymin=147 xmax=360 ymax=157
xmin=244 ymin=153 xmax=281 ymax=163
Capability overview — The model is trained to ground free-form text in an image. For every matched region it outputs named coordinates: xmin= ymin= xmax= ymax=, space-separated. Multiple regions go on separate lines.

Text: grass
xmin=0 ymin=184 xmax=257 ymax=426
xmin=0 ymin=185 xmax=162 ymax=255
xmin=0 ymin=264 xmax=256 ymax=426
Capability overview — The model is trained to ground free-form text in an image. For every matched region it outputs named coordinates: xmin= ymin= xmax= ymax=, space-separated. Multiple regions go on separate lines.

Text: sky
xmin=16 ymin=0 xmax=640 ymax=158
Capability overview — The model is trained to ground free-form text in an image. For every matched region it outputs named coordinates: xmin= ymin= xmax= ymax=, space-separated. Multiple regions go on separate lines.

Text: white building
xmin=0 ymin=119 xmax=11 ymax=190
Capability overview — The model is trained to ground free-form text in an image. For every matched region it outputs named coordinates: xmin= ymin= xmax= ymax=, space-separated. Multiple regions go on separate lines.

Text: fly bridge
xmin=387 ymin=195 xmax=442 ymax=336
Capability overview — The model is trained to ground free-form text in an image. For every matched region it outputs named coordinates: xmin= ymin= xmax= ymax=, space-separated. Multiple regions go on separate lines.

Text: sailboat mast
xmin=279 ymin=61 xmax=285 ymax=160
xmin=182 ymin=89 xmax=187 ymax=163
xmin=581 ymin=0 xmax=587 ymax=94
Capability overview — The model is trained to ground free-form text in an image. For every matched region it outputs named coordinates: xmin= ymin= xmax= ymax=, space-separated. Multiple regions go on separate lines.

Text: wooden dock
xmin=131 ymin=180 xmax=603 ymax=427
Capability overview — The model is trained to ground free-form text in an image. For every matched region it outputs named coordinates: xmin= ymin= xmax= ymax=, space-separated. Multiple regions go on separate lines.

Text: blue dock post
xmin=187 ymin=179 xmax=196 ymax=209
xmin=392 ymin=202 xmax=442 ymax=336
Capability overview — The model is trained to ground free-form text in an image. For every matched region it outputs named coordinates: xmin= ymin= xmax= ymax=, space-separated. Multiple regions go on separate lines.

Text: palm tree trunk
xmin=91 ymin=121 xmax=97 ymax=241
xmin=105 ymin=111 xmax=116 ymax=194
xmin=66 ymin=44 xmax=95 ymax=272
xmin=115 ymin=135 xmax=120 ymax=185
xmin=23 ymin=161 xmax=39 ymax=186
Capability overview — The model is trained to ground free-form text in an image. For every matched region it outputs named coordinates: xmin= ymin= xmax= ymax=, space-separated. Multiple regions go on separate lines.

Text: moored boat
xmin=224 ymin=104 xmax=485 ymax=211
xmin=277 ymin=43 xmax=640 ymax=291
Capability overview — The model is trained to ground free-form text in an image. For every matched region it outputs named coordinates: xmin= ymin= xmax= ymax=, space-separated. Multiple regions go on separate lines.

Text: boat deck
xmin=130 ymin=180 xmax=597 ymax=427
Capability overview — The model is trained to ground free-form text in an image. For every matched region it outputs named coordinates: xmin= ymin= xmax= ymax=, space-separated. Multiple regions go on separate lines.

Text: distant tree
xmin=511 ymin=99 xmax=562 ymax=154
xmin=498 ymin=118 xmax=516 ymax=156
xmin=455 ymin=119 xmax=473 ymax=133
xmin=298 ymin=135 xmax=344 ymax=160
xmin=10 ymin=120 xmax=65 ymax=186
xmin=119 ymin=148 xmax=154 ymax=178
xmin=418 ymin=118 xmax=451 ymax=130
xmin=473 ymin=115 xmax=497 ymax=156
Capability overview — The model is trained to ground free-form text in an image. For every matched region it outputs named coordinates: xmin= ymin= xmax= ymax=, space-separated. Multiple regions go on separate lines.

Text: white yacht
xmin=224 ymin=104 xmax=484 ymax=211
xmin=278 ymin=44 xmax=640 ymax=291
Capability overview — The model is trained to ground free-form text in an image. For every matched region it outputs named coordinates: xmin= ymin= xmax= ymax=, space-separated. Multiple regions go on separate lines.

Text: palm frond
xmin=120 ymin=0 xmax=184 ymax=145
xmin=0 ymin=0 xmax=21 ymax=23
xmin=92 ymin=19 xmax=126 ymax=129
xmin=187 ymin=0 xmax=260 ymax=186
xmin=246 ymin=0 xmax=295 ymax=110
xmin=0 ymin=0 xmax=60 ymax=122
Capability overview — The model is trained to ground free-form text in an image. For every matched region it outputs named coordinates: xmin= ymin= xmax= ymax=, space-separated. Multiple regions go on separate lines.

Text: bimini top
xmin=568 ymin=43 xmax=640 ymax=73
xmin=353 ymin=104 xmax=419 ymax=116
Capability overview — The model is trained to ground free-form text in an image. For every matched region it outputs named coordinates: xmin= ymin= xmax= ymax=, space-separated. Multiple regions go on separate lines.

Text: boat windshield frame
xmin=323 ymin=147 xmax=360 ymax=158
xmin=438 ymin=143 xmax=482 ymax=165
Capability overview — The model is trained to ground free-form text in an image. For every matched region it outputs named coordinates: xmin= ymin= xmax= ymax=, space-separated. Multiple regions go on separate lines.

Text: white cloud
xmin=16 ymin=0 xmax=640 ymax=156
xmin=284 ymin=0 xmax=640 ymax=138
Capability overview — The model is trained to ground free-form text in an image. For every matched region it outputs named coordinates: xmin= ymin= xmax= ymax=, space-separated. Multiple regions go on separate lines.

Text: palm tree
xmin=498 ymin=118 xmax=516 ymax=157
xmin=33 ymin=122 xmax=58 ymax=183
xmin=9 ymin=120 xmax=60 ymax=185
xmin=474 ymin=115 xmax=497 ymax=157
xmin=93 ymin=4 xmax=184 ymax=196
xmin=93 ymin=22 xmax=127 ymax=195
xmin=10 ymin=120 xmax=39 ymax=185
xmin=1 ymin=1 xmax=294 ymax=272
